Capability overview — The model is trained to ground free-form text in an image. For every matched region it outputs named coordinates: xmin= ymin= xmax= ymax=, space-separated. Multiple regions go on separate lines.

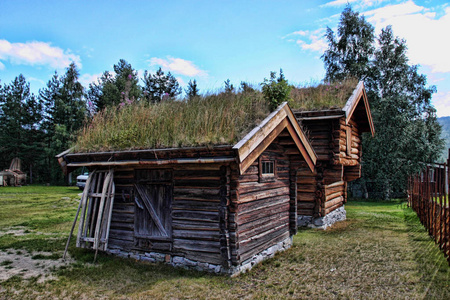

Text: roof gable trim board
xmin=233 ymin=102 xmax=316 ymax=175
xmin=342 ymin=81 xmax=364 ymax=119
xmin=342 ymin=81 xmax=375 ymax=136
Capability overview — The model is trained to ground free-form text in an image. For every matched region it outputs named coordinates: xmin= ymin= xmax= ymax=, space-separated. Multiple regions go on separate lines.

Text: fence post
xmin=447 ymin=149 xmax=450 ymax=195
xmin=407 ymin=150 xmax=450 ymax=266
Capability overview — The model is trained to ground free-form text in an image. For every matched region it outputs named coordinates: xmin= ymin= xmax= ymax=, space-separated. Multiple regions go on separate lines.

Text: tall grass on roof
xmin=73 ymin=91 xmax=270 ymax=152
xmin=289 ymin=78 xmax=358 ymax=111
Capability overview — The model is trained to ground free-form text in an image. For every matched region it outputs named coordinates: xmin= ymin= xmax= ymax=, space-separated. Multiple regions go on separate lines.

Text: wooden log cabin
xmin=57 ymin=102 xmax=317 ymax=275
xmin=292 ymin=81 xmax=375 ymax=228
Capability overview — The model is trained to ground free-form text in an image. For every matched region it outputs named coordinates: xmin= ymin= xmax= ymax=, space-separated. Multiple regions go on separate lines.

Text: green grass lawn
xmin=1 ymin=186 xmax=450 ymax=299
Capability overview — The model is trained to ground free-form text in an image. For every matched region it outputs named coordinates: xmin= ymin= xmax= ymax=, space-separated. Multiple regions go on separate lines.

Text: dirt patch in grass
xmin=0 ymin=227 xmax=29 ymax=237
xmin=0 ymin=249 xmax=73 ymax=283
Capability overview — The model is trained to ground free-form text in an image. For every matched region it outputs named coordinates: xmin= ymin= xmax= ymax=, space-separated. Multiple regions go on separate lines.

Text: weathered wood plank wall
xmin=80 ymin=134 xmax=305 ymax=268
xmin=172 ymin=165 xmax=223 ymax=265
xmin=295 ymin=115 xmax=363 ymax=218
xmin=107 ymin=164 xmax=226 ymax=266
xmin=335 ymin=117 xmax=361 ymax=167
xmin=323 ymin=181 xmax=346 ymax=215
xmin=231 ymin=142 xmax=292 ymax=263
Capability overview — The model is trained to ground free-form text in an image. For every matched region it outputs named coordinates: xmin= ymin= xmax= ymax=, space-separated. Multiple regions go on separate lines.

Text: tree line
xmin=0 ymin=59 xmax=260 ymax=184
xmin=322 ymin=5 xmax=443 ymax=198
xmin=0 ymin=61 xmax=203 ymax=184
xmin=0 ymin=5 xmax=444 ymax=197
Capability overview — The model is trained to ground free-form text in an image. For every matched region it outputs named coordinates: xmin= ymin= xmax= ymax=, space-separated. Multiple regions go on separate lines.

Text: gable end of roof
xmin=343 ymin=81 xmax=375 ymax=136
xmin=233 ymin=102 xmax=317 ymax=175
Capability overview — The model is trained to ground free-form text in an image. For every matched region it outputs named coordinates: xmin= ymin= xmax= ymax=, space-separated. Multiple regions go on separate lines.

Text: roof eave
xmin=233 ymin=102 xmax=317 ymax=175
xmin=342 ymin=81 xmax=375 ymax=137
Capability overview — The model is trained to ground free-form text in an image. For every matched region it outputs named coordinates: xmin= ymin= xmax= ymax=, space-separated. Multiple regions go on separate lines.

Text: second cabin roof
xmin=293 ymin=81 xmax=375 ymax=136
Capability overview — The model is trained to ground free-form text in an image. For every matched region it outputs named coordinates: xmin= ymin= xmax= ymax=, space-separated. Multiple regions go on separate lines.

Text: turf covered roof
xmin=289 ymin=78 xmax=358 ymax=111
xmin=72 ymin=79 xmax=360 ymax=153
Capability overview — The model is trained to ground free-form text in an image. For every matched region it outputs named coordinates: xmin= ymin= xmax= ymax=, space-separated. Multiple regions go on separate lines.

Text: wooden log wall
xmin=230 ymin=142 xmax=292 ymax=264
xmin=106 ymin=164 xmax=227 ymax=266
xmin=108 ymin=168 xmax=135 ymax=251
xmin=301 ymin=119 xmax=333 ymax=162
xmin=334 ymin=117 xmax=362 ymax=167
xmin=278 ymin=130 xmax=303 ymax=234
xmin=172 ymin=165 xmax=224 ymax=265
xmin=323 ymin=181 xmax=347 ymax=215
xmin=294 ymin=116 xmax=362 ymax=218
xmin=297 ymin=162 xmax=320 ymax=217
xmin=84 ymin=133 xmax=309 ymax=267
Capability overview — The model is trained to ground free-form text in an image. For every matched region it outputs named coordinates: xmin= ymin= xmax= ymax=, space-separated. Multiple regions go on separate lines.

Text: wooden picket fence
xmin=407 ymin=150 xmax=450 ymax=265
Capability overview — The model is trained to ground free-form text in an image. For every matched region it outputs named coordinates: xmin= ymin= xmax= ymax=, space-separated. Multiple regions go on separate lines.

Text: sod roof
xmin=72 ymin=79 xmax=359 ymax=153
xmin=289 ymin=78 xmax=358 ymax=111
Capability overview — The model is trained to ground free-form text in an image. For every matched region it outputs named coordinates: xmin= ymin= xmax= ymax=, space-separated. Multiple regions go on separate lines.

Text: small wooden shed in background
xmin=57 ymin=103 xmax=317 ymax=275
xmin=293 ymin=81 xmax=375 ymax=228
xmin=0 ymin=158 xmax=27 ymax=187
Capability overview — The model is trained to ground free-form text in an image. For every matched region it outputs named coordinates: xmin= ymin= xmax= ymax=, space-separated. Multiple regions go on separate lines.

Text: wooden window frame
xmin=346 ymin=125 xmax=352 ymax=157
xmin=259 ymin=158 xmax=276 ymax=182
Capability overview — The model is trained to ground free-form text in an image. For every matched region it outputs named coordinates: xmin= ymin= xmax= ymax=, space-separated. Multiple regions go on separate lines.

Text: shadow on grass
xmin=58 ymin=246 xmax=224 ymax=296
xmin=402 ymin=206 xmax=450 ymax=298
xmin=0 ymin=236 xmax=67 ymax=253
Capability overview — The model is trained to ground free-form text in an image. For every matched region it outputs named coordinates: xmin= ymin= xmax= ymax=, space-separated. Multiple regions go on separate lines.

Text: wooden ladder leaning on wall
xmin=63 ymin=169 xmax=115 ymax=261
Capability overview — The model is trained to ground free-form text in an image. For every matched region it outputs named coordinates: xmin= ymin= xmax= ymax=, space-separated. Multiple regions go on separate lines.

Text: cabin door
xmin=134 ymin=169 xmax=173 ymax=240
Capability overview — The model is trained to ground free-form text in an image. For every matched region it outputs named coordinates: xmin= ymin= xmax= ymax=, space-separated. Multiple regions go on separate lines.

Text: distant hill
xmin=438 ymin=116 xmax=450 ymax=162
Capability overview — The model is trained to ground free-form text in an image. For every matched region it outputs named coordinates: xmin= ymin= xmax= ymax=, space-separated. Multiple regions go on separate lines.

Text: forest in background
xmin=0 ymin=5 xmax=445 ymax=198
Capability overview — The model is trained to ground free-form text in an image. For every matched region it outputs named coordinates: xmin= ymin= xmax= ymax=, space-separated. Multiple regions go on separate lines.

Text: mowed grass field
xmin=1 ymin=186 xmax=450 ymax=299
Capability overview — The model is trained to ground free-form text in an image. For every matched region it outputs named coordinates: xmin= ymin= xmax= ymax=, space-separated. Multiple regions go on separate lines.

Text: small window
xmin=346 ymin=126 xmax=352 ymax=156
xmin=261 ymin=160 xmax=275 ymax=175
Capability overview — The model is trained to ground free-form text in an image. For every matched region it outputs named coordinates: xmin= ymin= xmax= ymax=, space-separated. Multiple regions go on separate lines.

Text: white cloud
xmin=291 ymin=30 xmax=308 ymax=36
xmin=0 ymin=61 xmax=4 ymax=70
xmin=176 ymin=76 xmax=186 ymax=87
xmin=149 ymin=56 xmax=207 ymax=77
xmin=0 ymin=40 xmax=81 ymax=70
xmin=321 ymin=0 xmax=386 ymax=9
xmin=289 ymin=28 xmax=328 ymax=53
xmin=137 ymin=69 xmax=146 ymax=80
xmin=432 ymin=91 xmax=450 ymax=117
xmin=321 ymin=0 xmax=358 ymax=8
xmin=28 ymin=77 xmax=45 ymax=86
xmin=79 ymin=73 xmax=102 ymax=88
xmin=364 ymin=1 xmax=450 ymax=73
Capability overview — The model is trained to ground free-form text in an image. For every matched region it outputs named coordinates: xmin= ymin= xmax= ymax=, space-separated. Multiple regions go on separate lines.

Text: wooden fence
xmin=407 ymin=149 xmax=450 ymax=265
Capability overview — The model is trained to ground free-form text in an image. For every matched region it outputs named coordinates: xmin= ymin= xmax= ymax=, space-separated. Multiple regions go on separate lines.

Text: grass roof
xmin=289 ymin=78 xmax=358 ymax=111
xmin=73 ymin=79 xmax=358 ymax=153
xmin=73 ymin=92 xmax=270 ymax=153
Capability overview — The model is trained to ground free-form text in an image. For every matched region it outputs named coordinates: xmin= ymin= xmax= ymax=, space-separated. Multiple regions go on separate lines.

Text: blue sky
xmin=1 ymin=0 xmax=449 ymax=116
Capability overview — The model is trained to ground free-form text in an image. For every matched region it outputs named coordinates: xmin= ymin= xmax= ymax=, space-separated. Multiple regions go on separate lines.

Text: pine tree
xmin=224 ymin=79 xmax=234 ymax=93
xmin=0 ymin=75 xmax=44 ymax=182
xmin=239 ymin=81 xmax=255 ymax=93
xmin=185 ymin=80 xmax=199 ymax=100
xmin=142 ymin=67 xmax=181 ymax=103
xmin=87 ymin=59 xmax=141 ymax=111
xmin=40 ymin=63 xmax=87 ymax=184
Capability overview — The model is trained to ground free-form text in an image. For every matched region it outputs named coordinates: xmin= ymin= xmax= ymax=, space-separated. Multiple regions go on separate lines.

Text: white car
xmin=76 ymin=172 xmax=89 ymax=190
